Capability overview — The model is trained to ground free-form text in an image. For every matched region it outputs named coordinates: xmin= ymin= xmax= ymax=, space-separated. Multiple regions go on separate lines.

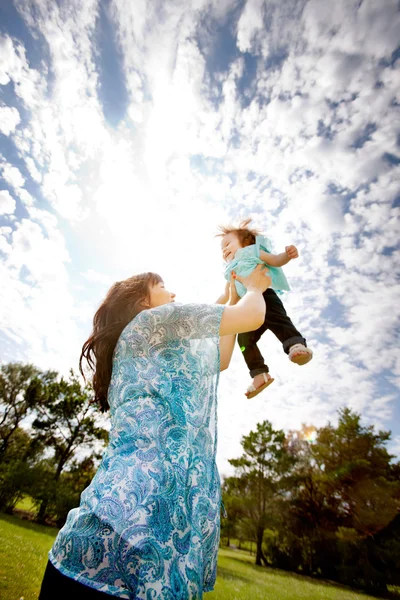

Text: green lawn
xmin=15 ymin=494 xmax=36 ymax=513
xmin=208 ymin=549 xmax=390 ymax=600
xmin=0 ymin=513 xmax=391 ymax=600
xmin=0 ymin=513 xmax=56 ymax=600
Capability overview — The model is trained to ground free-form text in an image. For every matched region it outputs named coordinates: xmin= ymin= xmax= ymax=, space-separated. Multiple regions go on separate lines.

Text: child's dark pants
xmin=237 ymin=289 xmax=306 ymax=377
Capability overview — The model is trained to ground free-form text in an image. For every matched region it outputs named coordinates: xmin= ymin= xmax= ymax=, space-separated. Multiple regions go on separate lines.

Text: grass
xmin=14 ymin=494 xmax=36 ymax=513
xmin=222 ymin=537 xmax=255 ymax=554
xmin=0 ymin=513 xmax=56 ymax=600
xmin=208 ymin=549 xmax=390 ymax=599
xmin=0 ymin=512 xmax=392 ymax=600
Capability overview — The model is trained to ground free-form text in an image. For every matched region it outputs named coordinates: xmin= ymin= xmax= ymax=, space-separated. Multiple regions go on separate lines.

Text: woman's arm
xmin=219 ymin=279 xmax=239 ymax=371
xmin=216 ymin=281 xmax=230 ymax=305
xmin=259 ymin=245 xmax=298 ymax=268
xmin=219 ymin=266 xmax=271 ymax=336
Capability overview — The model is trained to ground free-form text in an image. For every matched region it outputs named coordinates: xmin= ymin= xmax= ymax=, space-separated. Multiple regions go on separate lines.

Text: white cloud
xmin=81 ymin=269 xmax=113 ymax=286
xmin=0 ymin=160 xmax=25 ymax=188
xmin=0 ymin=105 xmax=21 ymax=135
xmin=0 ymin=213 xmax=79 ymax=373
xmin=0 ymin=0 xmax=399 ymax=471
xmin=236 ymin=0 xmax=264 ymax=53
xmin=0 ymin=190 xmax=16 ymax=215
xmin=0 ymin=159 xmax=34 ymax=206
xmin=8 ymin=218 xmax=69 ymax=283
xmin=304 ymin=0 xmax=400 ymax=59
xmin=0 ymin=33 xmax=44 ymax=107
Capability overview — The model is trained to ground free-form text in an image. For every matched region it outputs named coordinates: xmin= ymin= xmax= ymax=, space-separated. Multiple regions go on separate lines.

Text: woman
xmin=39 ymin=267 xmax=270 ymax=600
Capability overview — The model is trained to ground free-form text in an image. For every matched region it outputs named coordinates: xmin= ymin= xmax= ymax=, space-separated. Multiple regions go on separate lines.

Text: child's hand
xmin=285 ymin=245 xmax=298 ymax=260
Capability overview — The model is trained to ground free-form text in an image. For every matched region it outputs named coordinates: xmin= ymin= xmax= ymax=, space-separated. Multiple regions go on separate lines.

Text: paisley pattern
xmin=49 ymin=303 xmax=225 ymax=599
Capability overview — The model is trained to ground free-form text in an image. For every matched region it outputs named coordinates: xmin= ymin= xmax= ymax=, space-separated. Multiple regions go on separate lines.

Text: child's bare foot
xmin=245 ymin=373 xmax=274 ymax=399
xmin=289 ymin=344 xmax=313 ymax=365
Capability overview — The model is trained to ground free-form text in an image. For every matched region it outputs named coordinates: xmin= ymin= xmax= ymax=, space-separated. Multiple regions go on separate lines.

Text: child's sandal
xmin=245 ymin=373 xmax=274 ymax=399
xmin=289 ymin=344 xmax=313 ymax=365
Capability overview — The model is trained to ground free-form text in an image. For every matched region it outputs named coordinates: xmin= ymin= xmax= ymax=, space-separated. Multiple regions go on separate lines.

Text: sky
xmin=0 ymin=0 xmax=399 ymax=476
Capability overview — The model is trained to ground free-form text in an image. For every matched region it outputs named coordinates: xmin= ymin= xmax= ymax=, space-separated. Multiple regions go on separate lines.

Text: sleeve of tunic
xmin=124 ymin=303 xmax=225 ymax=346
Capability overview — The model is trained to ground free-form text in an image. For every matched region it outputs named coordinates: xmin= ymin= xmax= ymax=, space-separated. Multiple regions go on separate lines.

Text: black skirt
xmin=39 ymin=560 xmax=115 ymax=599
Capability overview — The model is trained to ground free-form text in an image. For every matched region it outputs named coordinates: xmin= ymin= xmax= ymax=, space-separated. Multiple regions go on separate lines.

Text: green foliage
xmin=29 ymin=370 xmax=108 ymax=479
xmin=227 ymin=420 xmax=295 ymax=566
xmin=0 ymin=363 xmax=108 ymax=524
xmin=224 ymin=409 xmax=400 ymax=593
xmin=49 ymin=457 xmax=98 ymax=526
xmin=0 ymin=427 xmax=44 ymax=512
xmin=311 ymin=407 xmax=399 ymax=535
xmin=0 ymin=363 xmax=41 ymax=459
xmin=220 ymin=477 xmax=248 ymax=545
xmin=25 ymin=369 xmax=108 ymax=522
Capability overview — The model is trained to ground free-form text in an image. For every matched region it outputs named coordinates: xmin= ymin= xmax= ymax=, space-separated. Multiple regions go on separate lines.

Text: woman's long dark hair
xmin=80 ymin=272 xmax=162 ymax=411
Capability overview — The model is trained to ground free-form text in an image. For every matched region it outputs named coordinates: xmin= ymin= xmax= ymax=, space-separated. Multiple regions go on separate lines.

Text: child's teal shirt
xmin=224 ymin=235 xmax=290 ymax=297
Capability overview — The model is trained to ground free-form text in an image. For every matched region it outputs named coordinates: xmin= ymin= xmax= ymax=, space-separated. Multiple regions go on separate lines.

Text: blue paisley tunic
xmin=49 ymin=302 xmax=225 ymax=599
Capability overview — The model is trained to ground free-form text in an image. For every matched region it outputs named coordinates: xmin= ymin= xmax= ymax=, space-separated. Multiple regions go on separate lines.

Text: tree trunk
xmin=37 ymin=466 xmax=64 ymax=524
xmin=37 ymin=498 xmax=48 ymax=523
xmin=255 ymin=527 xmax=265 ymax=566
xmin=0 ymin=424 xmax=18 ymax=459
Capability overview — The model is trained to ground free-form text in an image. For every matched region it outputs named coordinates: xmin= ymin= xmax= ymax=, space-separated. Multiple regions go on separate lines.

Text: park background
xmin=0 ymin=0 xmax=399 ymax=598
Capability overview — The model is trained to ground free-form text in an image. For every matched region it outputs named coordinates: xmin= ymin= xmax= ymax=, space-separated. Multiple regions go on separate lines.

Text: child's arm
xmin=216 ymin=281 xmax=230 ymax=304
xmin=259 ymin=245 xmax=299 ymax=267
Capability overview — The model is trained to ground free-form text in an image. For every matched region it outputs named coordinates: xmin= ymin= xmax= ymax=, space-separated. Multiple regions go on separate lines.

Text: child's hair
xmin=216 ymin=218 xmax=261 ymax=247
xmin=80 ymin=272 xmax=162 ymax=412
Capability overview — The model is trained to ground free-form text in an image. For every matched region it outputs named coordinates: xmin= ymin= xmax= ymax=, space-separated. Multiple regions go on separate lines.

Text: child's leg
xmin=238 ymin=310 xmax=275 ymax=397
xmin=237 ymin=327 xmax=269 ymax=378
xmin=237 ymin=329 xmax=274 ymax=398
xmin=263 ymin=289 xmax=308 ymax=353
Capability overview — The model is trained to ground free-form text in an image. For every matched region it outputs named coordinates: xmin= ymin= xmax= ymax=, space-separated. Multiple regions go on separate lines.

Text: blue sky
xmin=0 ymin=0 xmax=399 ymax=474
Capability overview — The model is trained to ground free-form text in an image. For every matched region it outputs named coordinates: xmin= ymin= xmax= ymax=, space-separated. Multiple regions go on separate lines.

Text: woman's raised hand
xmin=219 ymin=265 xmax=268 ymax=336
xmin=227 ymin=276 xmax=240 ymax=305
xmin=233 ymin=265 xmax=271 ymax=294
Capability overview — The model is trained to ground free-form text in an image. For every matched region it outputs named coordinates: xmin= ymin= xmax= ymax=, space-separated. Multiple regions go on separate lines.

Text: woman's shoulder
xmin=123 ymin=304 xmax=173 ymax=332
xmin=128 ymin=303 xmax=223 ymax=328
xmin=122 ymin=303 xmax=224 ymax=343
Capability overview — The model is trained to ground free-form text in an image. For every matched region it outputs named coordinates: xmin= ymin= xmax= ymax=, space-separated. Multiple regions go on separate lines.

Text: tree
xmin=220 ymin=475 xmax=247 ymax=547
xmin=28 ymin=455 xmax=98 ymax=526
xmin=52 ymin=456 xmax=98 ymax=526
xmin=312 ymin=407 xmax=400 ymax=536
xmin=27 ymin=370 xmax=108 ymax=522
xmin=278 ymin=410 xmax=400 ymax=589
xmin=0 ymin=363 xmax=41 ymax=459
xmin=0 ymin=426 xmax=44 ymax=512
xmin=228 ymin=420 xmax=295 ymax=566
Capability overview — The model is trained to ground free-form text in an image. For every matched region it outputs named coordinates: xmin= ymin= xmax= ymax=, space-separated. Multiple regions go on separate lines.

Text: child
xmin=217 ymin=219 xmax=313 ymax=399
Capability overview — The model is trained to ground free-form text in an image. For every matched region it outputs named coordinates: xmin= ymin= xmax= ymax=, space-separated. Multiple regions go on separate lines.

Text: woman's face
xmin=148 ymin=281 xmax=176 ymax=308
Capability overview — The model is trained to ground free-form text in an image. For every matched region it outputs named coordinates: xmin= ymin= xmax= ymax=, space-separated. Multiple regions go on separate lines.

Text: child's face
xmin=221 ymin=233 xmax=242 ymax=262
